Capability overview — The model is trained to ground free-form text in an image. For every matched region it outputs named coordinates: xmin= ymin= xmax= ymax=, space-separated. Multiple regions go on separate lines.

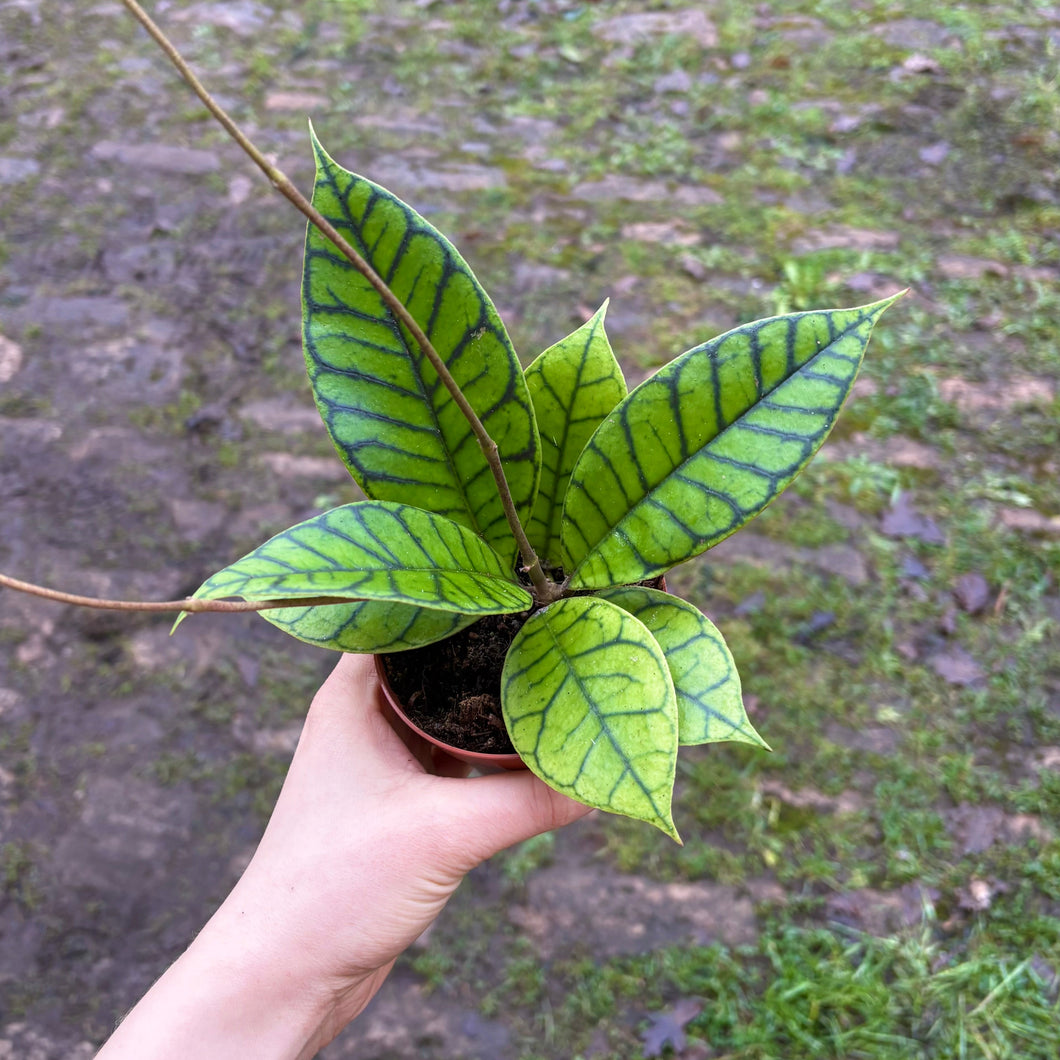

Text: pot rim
xmin=373 ymin=654 xmax=526 ymax=771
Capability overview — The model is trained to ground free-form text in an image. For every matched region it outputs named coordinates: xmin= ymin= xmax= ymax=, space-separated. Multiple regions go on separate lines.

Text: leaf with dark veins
xmin=564 ymin=296 xmax=901 ymax=588
xmin=501 ymin=595 xmax=680 ymax=839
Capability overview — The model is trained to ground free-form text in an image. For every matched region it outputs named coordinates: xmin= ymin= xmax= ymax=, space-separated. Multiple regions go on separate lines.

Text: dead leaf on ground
xmin=1031 ymin=747 xmax=1060 ymax=770
xmin=0 ymin=333 xmax=22 ymax=383
xmin=827 ymin=883 xmax=936 ymax=936
xmin=641 ymin=999 xmax=703 ymax=1058
xmin=264 ymin=91 xmax=330 ymax=111
xmin=759 ymin=779 xmax=866 ymax=815
xmin=998 ymin=508 xmax=1060 ymax=537
xmin=678 ymin=252 xmax=708 ymax=281
xmin=944 ymin=803 xmax=1052 ymax=854
xmin=946 ymin=804 xmax=1005 ymax=854
xmin=881 ymin=494 xmax=946 ymax=544
xmin=953 ymin=572 xmax=991 ymax=614
xmin=791 ymin=225 xmax=900 ymax=254
xmin=929 ymin=647 xmax=985 ymax=687
xmin=621 ymin=221 xmax=700 ymax=245
xmin=824 ymin=433 xmax=942 ymax=470
xmin=919 ymin=141 xmax=950 ymax=165
xmin=592 ymin=10 xmax=718 ymax=48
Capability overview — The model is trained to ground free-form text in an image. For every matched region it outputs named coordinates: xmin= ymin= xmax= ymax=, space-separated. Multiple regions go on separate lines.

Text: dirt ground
xmin=2 ymin=2 xmax=1059 ymax=1058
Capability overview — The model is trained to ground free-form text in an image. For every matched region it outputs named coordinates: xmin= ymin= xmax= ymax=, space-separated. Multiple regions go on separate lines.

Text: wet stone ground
xmin=1 ymin=1 xmax=1059 ymax=1057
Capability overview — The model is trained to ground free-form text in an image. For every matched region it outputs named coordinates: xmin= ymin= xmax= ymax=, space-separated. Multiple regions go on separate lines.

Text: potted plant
xmin=1 ymin=0 xmax=901 ymax=840
xmin=179 ymin=128 xmax=899 ymax=838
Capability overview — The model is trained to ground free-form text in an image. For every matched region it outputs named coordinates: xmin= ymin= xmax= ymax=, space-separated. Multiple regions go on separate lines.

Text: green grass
xmin=461 ymin=905 xmax=1060 ymax=1058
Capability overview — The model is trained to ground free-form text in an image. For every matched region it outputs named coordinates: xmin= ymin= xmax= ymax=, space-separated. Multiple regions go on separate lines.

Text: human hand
xmin=97 ymin=652 xmax=591 ymax=1059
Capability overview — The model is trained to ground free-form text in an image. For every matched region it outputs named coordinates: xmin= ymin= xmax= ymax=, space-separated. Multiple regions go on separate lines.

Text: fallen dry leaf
xmin=827 ymin=884 xmax=936 ymax=936
xmin=881 ymin=494 xmax=946 ymax=544
xmin=953 ymin=572 xmax=991 ymax=614
xmin=997 ymin=508 xmax=1060 ymax=537
xmin=264 ymin=91 xmax=330 ymax=111
xmin=641 ymin=999 xmax=703 ymax=1058
xmin=929 ymin=647 xmax=985 ymax=687
xmin=936 ymin=255 xmax=1009 ymax=281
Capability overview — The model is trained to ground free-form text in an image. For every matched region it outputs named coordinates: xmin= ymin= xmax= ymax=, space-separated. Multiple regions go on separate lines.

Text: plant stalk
xmin=118 ymin=0 xmax=552 ymax=601
xmin=0 ymin=573 xmax=360 ymax=614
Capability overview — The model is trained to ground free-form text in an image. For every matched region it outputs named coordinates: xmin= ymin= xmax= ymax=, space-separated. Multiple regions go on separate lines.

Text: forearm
xmin=95 ymin=895 xmax=363 ymax=1060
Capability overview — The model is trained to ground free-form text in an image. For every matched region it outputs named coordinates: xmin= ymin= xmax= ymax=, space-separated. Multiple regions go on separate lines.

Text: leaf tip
xmin=736 ymin=715 xmax=771 ymax=752
xmin=307 ymin=123 xmax=335 ymax=171
xmin=747 ymin=730 xmax=772 ymax=753
xmin=865 ymin=288 xmax=908 ymax=319
xmin=661 ymin=817 xmax=683 ymax=844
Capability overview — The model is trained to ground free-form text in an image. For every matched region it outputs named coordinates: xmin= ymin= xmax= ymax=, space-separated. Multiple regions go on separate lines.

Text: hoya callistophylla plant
xmin=184 ymin=137 xmax=900 ymax=839
xmin=0 ymin=1 xmax=898 ymax=839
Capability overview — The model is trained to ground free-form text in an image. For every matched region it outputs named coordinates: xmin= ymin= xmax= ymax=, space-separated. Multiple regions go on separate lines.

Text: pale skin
xmin=95 ymin=653 xmax=592 ymax=1059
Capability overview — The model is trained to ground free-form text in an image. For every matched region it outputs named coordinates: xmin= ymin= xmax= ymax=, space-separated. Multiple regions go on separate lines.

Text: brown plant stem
xmin=117 ymin=0 xmax=553 ymax=602
xmin=0 ymin=572 xmax=358 ymax=615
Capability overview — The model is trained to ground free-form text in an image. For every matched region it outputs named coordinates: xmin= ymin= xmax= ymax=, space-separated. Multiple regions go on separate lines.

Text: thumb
xmin=441 ymin=771 xmax=594 ymax=870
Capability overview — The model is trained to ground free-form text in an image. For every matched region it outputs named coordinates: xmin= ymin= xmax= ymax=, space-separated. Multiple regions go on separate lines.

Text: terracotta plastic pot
xmin=374 ymin=655 xmax=525 ymax=771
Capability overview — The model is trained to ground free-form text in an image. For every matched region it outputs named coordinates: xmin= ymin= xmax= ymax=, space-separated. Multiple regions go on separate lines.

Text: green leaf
xmin=502 ymin=596 xmax=680 ymax=839
xmin=596 ymin=586 xmax=767 ymax=748
xmin=564 ymin=296 xmax=901 ymax=588
xmin=261 ymin=601 xmax=477 ymax=655
xmin=303 ymin=131 xmax=539 ymax=558
xmin=188 ymin=501 xmax=532 ymax=617
xmin=524 ymin=301 xmax=627 ymax=570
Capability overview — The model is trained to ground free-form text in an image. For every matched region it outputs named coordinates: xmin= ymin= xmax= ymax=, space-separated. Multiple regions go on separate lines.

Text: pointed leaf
xmin=303 ymin=132 xmax=539 ymax=557
xmin=502 ymin=596 xmax=680 ymax=839
xmin=189 ymin=501 xmax=532 ymax=616
xmin=525 ymin=302 xmax=626 ymax=569
xmin=564 ymin=296 xmax=901 ymax=588
xmin=597 ymin=586 xmax=767 ymax=748
xmin=262 ymin=601 xmax=477 ymax=654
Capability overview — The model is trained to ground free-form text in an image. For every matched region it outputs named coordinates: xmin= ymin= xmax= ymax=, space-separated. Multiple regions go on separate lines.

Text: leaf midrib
xmin=543 ymin=612 xmax=670 ymax=819
xmin=536 ymin=318 xmax=599 ymax=562
xmin=315 ymin=156 xmax=487 ymax=540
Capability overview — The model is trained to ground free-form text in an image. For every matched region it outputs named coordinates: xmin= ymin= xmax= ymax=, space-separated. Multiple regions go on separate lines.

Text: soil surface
xmin=2 ymin=2 xmax=1059 ymax=1058
xmin=383 ymin=612 xmax=527 ymax=755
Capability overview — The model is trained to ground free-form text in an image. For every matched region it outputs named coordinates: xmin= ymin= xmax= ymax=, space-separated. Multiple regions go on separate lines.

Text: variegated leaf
xmin=262 ymin=600 xmax=478 ymax=654
xmin=525 ymin=302 xmax=626 ymax=570
xmin=303 ymin=131 xmax=539 ymax=559
xmin=502 ymin=596 xmax=680 ymax=839
xmin=564 ymin=297 xmax=901 ymax=588
xmin=597 ymin=586 xmax=766 ymax=748
xmin=186 ymin=502 xmax=532 ymax=621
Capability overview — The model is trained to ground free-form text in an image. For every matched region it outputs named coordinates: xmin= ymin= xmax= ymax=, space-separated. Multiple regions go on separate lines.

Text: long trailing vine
xmin=0 ymin=0 xmax=554 ymax=615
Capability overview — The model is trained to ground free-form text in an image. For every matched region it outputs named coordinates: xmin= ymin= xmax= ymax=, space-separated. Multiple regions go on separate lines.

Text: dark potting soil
xmin=381 ymin=610 xmax=530 ymax=755
xmin=380 ymin=576 xmax=666 ymax=755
